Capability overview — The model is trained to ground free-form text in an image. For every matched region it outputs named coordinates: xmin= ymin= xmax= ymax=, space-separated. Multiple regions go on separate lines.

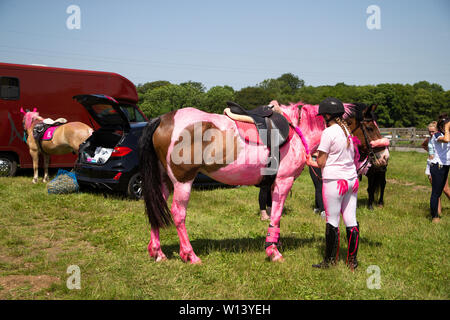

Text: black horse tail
xmin=139 ymin=117 xmax=173 ymax=229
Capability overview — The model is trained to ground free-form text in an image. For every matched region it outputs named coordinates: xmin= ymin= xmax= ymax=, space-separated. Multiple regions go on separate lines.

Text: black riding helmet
xmin=317 ymin=97 xmax=345 ymax=117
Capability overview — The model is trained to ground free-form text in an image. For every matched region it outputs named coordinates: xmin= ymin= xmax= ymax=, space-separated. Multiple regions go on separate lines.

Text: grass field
xmin=0 ymin=151 xmax=448 ymax=300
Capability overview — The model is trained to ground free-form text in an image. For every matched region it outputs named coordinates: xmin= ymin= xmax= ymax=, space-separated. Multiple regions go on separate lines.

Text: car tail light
xmin=111 ymin=146 xmax=132 ymax=157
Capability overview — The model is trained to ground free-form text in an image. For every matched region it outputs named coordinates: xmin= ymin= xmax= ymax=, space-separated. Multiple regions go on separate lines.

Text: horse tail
xmin=139 ymin=117 xmax=173 ymax=229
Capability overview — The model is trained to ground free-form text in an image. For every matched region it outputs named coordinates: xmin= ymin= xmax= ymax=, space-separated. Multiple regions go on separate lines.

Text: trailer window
xmin=0 ymin=77 xmax=20 ymax=100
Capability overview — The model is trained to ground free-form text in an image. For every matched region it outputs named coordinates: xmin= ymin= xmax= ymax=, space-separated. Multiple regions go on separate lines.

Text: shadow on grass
xmin=162 ymin=236 xmax=316 ymax=259
xmin=161 ymin=234 xmax=383 ymax=259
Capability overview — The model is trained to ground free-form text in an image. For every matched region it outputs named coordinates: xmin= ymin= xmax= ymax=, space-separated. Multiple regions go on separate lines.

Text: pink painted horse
xmin=139 ymin=101 xmax=386 ymax=264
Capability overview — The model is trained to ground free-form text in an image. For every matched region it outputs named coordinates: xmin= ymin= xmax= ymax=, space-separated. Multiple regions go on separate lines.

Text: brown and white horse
xmin=139 ymin=101 xmax=386 ymax=264
xmin=21 ymin=108 xmax=93 ymax=183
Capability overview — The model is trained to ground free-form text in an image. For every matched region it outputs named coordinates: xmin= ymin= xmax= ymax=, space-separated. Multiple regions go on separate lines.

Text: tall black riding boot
xmin=346 ymin=223 xmax=360 ymax=271
xmin=312 ymin=223 xmax=339 ymax=268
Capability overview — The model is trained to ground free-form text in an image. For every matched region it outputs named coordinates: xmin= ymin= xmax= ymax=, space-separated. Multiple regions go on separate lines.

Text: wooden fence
xmin=379 ymin=127 xmax=428 ymax=152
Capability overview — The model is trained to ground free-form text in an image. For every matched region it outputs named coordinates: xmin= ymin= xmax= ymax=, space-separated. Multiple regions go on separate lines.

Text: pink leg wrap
xmin=337 ymin=179 xmax=349 ymax=196
xmin=265 ymin=226 xmax=280 ymax=243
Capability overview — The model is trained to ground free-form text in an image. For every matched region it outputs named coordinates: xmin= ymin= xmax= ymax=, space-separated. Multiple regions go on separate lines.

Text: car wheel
xmin=0 ymin=154 xmax=18 ymax=177
xmin=127 ymin=172 xmax=143 ymax=200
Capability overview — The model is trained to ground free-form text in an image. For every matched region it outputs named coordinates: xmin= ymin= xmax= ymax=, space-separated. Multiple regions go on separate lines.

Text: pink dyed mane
xmin=298 ymin=104 xmax=324 ymax=154
xmin=278 ymin=102 xmax=325 ymax=155
xmin=21 ymin=107 xmax=42 ymax=130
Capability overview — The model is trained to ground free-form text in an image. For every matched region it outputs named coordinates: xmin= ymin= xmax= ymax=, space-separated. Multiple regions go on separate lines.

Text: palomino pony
xmin=139 ymin=101 xmax=387 ymax=264
xmin=21 ymin=108 xmax=93 ymax=183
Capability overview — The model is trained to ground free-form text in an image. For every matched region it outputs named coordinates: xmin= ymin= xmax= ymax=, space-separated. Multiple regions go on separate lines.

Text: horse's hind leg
xmin=43 ymin=154 xmax=50 ymax=183
xmin=171 ymin=181 xmax=201 ymax=264
xmin=148 ymin=182 xmax=170 ymax=262
xmin=377 ymin=171 xmax=386 ymax=207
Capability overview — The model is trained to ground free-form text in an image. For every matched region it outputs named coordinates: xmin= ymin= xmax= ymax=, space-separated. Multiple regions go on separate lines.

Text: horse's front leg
xmin=43 ymin=154 xmax=50 ymax=183
xmin=172 ymin=181 xmax=201 ymax=264
xmin=29 ymin=149 xmax=39 ymax=184
xmin=265 ymin=176 xmax=294 ymax=262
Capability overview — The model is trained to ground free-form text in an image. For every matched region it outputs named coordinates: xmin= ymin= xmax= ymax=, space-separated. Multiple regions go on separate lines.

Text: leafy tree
xmin=277 ymin=73 xmax=305 ymax=93
xmin=140 ymin=84 xmax=205 ymax=117
xmin=234 ymin=87 xmax=272 ymax=109
xmin=204 ymin=86 xmax=235 ymax=114
xmin=180 ymin=81 xmax=206 ymax=93
xmin=135 ymin=75 xmax=449 ymax=128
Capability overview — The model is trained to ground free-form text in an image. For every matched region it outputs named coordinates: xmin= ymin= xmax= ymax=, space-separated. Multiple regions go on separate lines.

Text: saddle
xmin=224 ymin=101 xmax=290 ymax=149
xmin=224 ymin=101 xmax=292 ymax=188
xmin=33 ymin=120 xmax=66 ymax=152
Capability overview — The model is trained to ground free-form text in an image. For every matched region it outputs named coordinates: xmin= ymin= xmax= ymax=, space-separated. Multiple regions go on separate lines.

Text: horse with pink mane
xmin=138 ymin=100 xmax=387 ymax=264
xmin=21 ymin=107 xmax=93 ymax=183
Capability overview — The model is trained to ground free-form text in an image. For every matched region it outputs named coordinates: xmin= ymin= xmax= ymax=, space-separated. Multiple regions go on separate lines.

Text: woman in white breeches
xmin=322 ymin=178 xmax=358 ymax=228
xmin=308 ymin=97 xmax=360 ymax=271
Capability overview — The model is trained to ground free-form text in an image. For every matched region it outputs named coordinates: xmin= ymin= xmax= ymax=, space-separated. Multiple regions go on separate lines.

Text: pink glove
xmin=352 ymin=179 xmax=359 ymax=194
xmin=337 ymin=179 xmax=349 ymax=196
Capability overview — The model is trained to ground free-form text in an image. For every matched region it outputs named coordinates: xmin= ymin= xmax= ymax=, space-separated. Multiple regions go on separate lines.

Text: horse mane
xmin=343 ymin=103 xmax=358 ymax=120
xmin=279 ymin=102 xmax=302 ymax=126
xmin=24 ymin=111 xmax=42 ymax=130
xmin=298 ymin=104 xmax=325 ymax=154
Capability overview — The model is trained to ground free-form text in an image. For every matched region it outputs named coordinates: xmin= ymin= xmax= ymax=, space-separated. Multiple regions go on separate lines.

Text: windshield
xmin=120 ymin=105 xmax=146 ymax=122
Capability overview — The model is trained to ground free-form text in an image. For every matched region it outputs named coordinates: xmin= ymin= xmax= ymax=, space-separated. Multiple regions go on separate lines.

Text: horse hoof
xmin=190 ymin=258 xmax=202 ymax=265
xmin=32 ymin=179 xmax=38 ymax=184
xmin=148 ymin=245 xmax=167 ymax=262
xmin=266 ymin=244 xmax=284 ymax=262
xmin=155 ymin=255 xmax=168 ymax=262
xmin=368 ymin=205 xmax=374 ymax=211
xmin=271 ymin=255 xmax=284 ymax=262
xmin=180 ymin=251 xmax=202 ymax=264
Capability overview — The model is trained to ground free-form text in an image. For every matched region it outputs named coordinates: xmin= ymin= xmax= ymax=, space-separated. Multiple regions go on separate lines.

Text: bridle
xmin=351 ymin=117 xmax=382 ymax=168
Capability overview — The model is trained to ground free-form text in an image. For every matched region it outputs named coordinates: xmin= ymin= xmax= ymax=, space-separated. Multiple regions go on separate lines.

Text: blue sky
xmin=1 ymin=0 xmax=449 ymax=90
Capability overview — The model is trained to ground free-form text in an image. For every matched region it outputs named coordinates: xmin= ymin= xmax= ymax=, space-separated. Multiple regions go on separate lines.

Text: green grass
xmin=0 ymin=151 xmax=448 ymax=300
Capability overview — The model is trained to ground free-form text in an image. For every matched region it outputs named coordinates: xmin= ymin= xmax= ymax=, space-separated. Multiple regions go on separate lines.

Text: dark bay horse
xmin=343 ymin=103 xmax=390 ymax=209
xmin=21 ymin=108 xmax=93 ymax=183
xmin=139 ymin=101 xmax=387 ymax=264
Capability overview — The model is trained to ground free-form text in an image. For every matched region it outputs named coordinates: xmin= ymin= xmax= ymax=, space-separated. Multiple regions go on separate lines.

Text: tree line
xmin=137 ymin=73 xmax=450 ymax=128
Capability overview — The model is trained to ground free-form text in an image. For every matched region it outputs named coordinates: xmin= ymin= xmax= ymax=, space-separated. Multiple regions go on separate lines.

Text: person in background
xmin=259 ymin=185 xmax=272 ymax=221
xmin=422 ymin=121 xmax=449 ymax=216
xmin=429 ymin=114 xmax=450 ymax=223
xmin=308 ymin=151 xmax=325 ymax=218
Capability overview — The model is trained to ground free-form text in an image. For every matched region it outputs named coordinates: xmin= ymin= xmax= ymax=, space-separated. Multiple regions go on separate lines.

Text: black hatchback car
xmin=73 ymin=94 xmax=148 ymax=199
xmin=73 ymin=94 xmax=225 ymax=199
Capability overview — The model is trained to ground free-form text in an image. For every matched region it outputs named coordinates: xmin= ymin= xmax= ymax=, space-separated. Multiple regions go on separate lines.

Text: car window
xmin=120 ymin=105 xmax=145 ymax=122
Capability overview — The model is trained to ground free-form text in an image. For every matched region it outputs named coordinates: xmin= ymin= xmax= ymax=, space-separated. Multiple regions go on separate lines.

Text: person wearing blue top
xmin=429 ymin=114 xmax=450 ymax=223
